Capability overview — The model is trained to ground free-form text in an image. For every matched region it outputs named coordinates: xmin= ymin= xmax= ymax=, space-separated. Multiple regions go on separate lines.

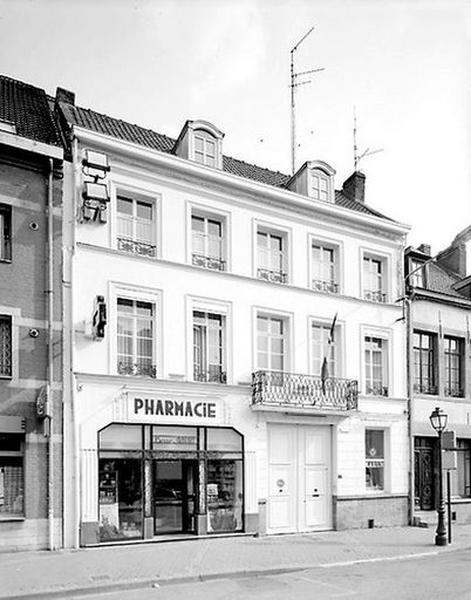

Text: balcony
xmin=192 ymin=253 xmax=226 ymax=272
xmin=117 ymin=237 xmax=156 ymax=258
xmin=252 ymin=370 xmax=358 ymax=412
xmin=257 ymin=268 xmax=287 ymax=284
xmin=445 ymin=386 xmax=464 ymax=398
xmin=365 ymin=384 xmax=389 ymax=397
xmin=194 ymin=366 xmax=227 ymax=384
xmin=363 ymin=289 xmax=387 ymax=303
xmin=311 ymin=279 xmax=339 ymax=294
xmin=414 ymin=382 xmax=438 ymax=395
xmin=117 ymin=361 xmax=157 ymax=378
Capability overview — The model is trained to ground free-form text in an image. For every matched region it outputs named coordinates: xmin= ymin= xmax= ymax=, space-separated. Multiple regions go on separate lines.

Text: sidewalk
xmin=3 ymin=525 xmax=471 ymax=599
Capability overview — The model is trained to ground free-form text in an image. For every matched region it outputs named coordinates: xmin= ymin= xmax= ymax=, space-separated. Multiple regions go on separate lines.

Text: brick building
xmin=0 ymin=76 xmax=64 ymax=550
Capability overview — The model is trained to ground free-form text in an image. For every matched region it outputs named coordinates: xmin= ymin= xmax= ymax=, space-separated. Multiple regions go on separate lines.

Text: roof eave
xmin=72 ymin=125 xmax=410 ymax=236
xmin=0 ymin=130 xmax=63 ymax=160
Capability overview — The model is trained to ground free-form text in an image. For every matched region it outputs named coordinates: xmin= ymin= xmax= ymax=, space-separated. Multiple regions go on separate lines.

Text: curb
xmin=4 ymin=543 xmax=471 ymax=600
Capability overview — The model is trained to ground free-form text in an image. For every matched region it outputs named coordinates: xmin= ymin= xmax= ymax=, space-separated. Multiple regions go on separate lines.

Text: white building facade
xmin=58 ymin=93 xmax=410 ymax=547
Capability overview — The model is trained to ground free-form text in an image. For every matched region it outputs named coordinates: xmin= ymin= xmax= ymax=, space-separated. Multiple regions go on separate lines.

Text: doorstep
xmin=85 ymin=531 xmax=256 ymax=548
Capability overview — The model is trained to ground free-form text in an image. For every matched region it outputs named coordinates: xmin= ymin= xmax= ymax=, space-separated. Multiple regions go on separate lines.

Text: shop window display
xmin=0 ymin=434 xmax=23 ymax=518
xmin=207 ymin=459 xmax=243 ymax=533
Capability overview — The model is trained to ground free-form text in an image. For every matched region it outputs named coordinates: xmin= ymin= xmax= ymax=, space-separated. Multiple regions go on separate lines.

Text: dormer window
xmin=174 ymin=120 xmax=224 ymax=170
xmin=286 ymin=160 xmax=335 ymax=203
xmin=311 ymin=172 xmax=329 ymax=202
xmin=194 ymin=131 xmax=216 ymax=167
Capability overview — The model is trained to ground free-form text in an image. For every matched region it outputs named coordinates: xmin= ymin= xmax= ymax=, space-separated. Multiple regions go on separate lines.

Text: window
xmin=117 ymin=298 xmax=155 ymax=377
xmin=194 ymin=132 xmax=216 ymax=167
xmin=456 ymin=439 xmax=471 ymax=498
xmin=193 ymin=311 xmax=226 ymax=383
xmin=0 ymin=205 xmax=11 ymax=261
xmin=409 ymin=258 xmax=425 ymax=288
xmin=444 ymin=336 xmax=464 ymax=397
xmin=257 ymin=230 xmax=287 ymax=284
xmin=311 ymin=322 xmax=337 ymax=378
xmin=363 ymin=256 xmax=386 ymax=302
xmin=364 ymin=336 xmax=388 ymax=396
xmin=257 ymin=315 xmax=286 ymax=371
xmin=311 ymin=243 xmax=338 ymax=293
xmin=413 ymin=332 xmax=437 ymax=394
xmin=0 ymin=434 xmax=23 ymax=518
xmin=311 ymin=172 xmax=329 ymax=202
xmin=365 ymin=429 xmax=384 ymax=491
xmin=116 ymin=195 xmax=156 ymax=257
xmin=191 ymin=214 xmax=225 ymax=271
xmin=0 ymin=316 xmax=12 ymax=378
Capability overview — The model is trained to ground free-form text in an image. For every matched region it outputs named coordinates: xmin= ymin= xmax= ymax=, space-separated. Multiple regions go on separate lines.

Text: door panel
xmin=268 ymin=425 xmax=332 ymax=534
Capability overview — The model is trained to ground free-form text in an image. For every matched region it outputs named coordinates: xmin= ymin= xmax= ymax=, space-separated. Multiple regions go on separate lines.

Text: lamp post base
xmin=435 ymin=533 xmax=448 ymax=546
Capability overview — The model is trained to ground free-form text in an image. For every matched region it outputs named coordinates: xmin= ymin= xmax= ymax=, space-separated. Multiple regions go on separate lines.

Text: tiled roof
xmin=425 ymin=263 xmax=465 ymax=298
xmin=59 ymin=101 xmax=392 ymax=221
xmin=0 ymin=76 xmax=62 ymax=147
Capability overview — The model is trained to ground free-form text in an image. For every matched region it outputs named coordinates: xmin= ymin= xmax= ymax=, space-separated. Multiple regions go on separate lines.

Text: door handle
xmin=312 ymin=494 xmax=320 ymax=497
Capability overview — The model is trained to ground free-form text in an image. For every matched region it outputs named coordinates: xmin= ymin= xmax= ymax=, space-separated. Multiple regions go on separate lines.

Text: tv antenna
xmin=353 ymin=106 xmax=384 ymax=170
xmin=290 ymin=26 xmax=324 ymax=174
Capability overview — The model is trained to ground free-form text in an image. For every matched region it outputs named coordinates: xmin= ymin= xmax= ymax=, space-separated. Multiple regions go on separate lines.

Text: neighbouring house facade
xmin=55 ymin=88 xmax=410 ymax=548
xmin=0 ymin=76 xmax=64 ymax=551
xmin=406 ymin=234 xmax=471 ymax=523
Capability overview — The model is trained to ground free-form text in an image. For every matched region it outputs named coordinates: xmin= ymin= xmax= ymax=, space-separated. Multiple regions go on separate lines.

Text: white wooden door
xmin=267 ymin=425 xmax=297 ymax=533
xmin=268 ymin=424 xmax=332 ymax=533
xmin=298 ymin=426 xmax=331 ymax=531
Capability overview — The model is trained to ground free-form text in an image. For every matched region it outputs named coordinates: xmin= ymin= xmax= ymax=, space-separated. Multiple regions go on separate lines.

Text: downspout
xmin=405 ymin=290 xmax=415 ymax=525
xmin=46 ymin=157 xmax=55 ymax=550
xmin=70 ymin=137 xmax=80 ymax=548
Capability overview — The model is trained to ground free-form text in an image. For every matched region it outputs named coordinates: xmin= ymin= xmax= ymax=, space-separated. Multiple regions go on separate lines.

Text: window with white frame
xmin=311 ymin=243 xmax=338 ymax=293
xmin=365 ymin=429 xmax=385 ymax=491
xmin=444 ymin=336 xmax=464 ymax=398
xmin=117 ymin=298 xmax=155 ymax=377
xmin=193 ymin=311 xmax=226 ymax=384
xmin=363 ymin=255 xmax=386 ymax=302
xmin=455 ymin=439 xmax=471 ymax=498
xmin=311 ymin=172 xmax=329 ymax=202
xmin=0 ymin=205 xmax=11 ymax=262
xmin=116 ymin=194 xmax=156 ymax=257
xmin=191 ymin=213 xmax=226 ymax=271
xmin=194 ymin=131 xmax=217 ymax=167
xmin=257 ymin=229 xmax=287 ymax=284
xmin=257 ymin=315 xmax=286 ymax=372
xmin=364 ymin=336 xmax=388 ymax=396
xmin=0 ymin=316 xmax=12 ymax=378
xmin=311 ymin=322 xmax=338 ymax=378
xmin=409 ymin=258 xmax=425 ymax=288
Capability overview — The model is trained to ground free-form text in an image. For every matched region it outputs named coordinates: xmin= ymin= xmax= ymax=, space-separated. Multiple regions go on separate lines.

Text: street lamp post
xmin=429 ymin=407 xmax=448 ymax=546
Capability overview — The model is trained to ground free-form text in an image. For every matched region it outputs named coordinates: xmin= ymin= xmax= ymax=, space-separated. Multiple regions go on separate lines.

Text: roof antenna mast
xmin=353 ymin=106 xmax=384 ymax=171
xmin=290 ymin=26 xmax=324 ymax=175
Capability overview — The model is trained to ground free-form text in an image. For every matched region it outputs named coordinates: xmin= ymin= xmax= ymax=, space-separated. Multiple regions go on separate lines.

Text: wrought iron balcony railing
xmin=365 ymin=384 xmax=389 ymax=397
xmin=117 ymin=237 xmax=157 ymax=258
xmin=252 ymin=370 xmax=358 ymax=411
xmin=414 ymin=382 xmax=438 ymax=395
xmin=445 ymin=386 xmax=464 ymax=398
xmin=192 ymin=253 xmax=226 ymax=271
xmin=117 ymin=361 xmax=157 ymax=378
xmin=363 ymin=289 xmax=387 ymax=303
xmin=194 ymin=367 xmax=227 ymax=384
xmin=257 ymin=268 xmax=288 ymax=284
xmin=311 ymin=279 xmax=339 ymax=294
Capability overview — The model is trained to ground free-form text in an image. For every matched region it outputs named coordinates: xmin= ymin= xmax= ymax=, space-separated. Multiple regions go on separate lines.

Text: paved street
xmin=77 ymin=548 xmax=471 ymax=600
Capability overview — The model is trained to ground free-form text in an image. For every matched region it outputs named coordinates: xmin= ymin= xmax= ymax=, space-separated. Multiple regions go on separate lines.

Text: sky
xmin=0 ymin=0 xmax=469 ymax=250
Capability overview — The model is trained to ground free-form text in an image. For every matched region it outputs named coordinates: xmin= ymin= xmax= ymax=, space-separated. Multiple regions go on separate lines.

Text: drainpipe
xmin=46 ymin=158 xmax=55 ymax=550
xmin=405 ymin=291 xmax=415 ymax=525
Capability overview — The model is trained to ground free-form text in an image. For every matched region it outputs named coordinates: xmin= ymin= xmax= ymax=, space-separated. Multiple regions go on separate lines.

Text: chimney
xmin=342 ymin=171 xmax=366 ymax=203
xmin=417 ymin=244 xmax=431 ymax=257
xmin=55 ymin=87 xmax=75 ymax=105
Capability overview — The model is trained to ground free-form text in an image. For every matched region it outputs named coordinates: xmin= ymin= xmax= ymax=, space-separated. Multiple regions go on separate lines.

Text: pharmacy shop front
xmin=77 ymin=387 xmax=256 ymax=546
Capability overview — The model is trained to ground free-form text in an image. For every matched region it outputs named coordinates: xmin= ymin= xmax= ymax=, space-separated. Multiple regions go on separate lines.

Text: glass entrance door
xmin=153 ymin=460 xmax=197 ymax=534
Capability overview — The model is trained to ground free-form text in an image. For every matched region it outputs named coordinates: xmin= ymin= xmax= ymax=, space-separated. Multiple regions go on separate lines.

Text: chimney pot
xmin=342 ymin=171 xmax=366 ymax=203
xmin=417 ymin=244 xmax=432 ymax=257
xmin=56 ymin=87 xmax=75 ymax=105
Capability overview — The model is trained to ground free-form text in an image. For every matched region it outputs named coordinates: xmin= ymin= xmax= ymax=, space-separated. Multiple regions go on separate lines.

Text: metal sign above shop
xmin=128 ymin=394 xmax=217 ymax=421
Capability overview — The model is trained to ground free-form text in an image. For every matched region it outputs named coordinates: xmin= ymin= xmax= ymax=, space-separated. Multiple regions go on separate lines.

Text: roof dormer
xmin=286 ymin=160 xmax=335 ymax=203
xmin=174 ymin=119 xmax=224 ymax=170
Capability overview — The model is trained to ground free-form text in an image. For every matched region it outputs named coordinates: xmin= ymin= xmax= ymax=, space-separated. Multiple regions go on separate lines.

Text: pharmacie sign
xmin=128 ymin=394 xmax=217 ymax=420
